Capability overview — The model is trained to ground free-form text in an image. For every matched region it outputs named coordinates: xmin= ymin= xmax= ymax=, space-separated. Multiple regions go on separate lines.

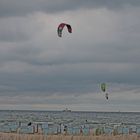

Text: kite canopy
xmin=57 ymin=23 xmax=72 ymax=37
xmin=101 ymin=83 xmax=106 ymax=92
xmin=100 ymin=83 xmax=109 ymax=100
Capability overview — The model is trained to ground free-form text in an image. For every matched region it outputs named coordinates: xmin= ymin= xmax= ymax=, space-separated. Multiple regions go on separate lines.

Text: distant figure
xmin=64 ymin=125 xmax=68 ymax=135
xmin=80 ymin=126 xmax=83 ymax=135
xmin=105 ymin=93 xmax=109 ymax=100
xmin=17 ymin=121 xmax=21 ymax=133
xmin=59 ymin=123 xmax=62 ymax=134
xmin=28 ymin=122 xmax=32 ymax=126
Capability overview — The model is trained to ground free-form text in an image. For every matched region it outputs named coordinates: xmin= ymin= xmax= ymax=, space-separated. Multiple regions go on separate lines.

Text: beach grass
xmin=0 ymin=133 xmax=140 ymax=140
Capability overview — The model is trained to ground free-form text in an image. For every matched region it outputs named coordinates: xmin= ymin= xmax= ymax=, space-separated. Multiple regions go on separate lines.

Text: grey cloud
xmin=0 ymin=1 xmax=140 ymax=111
xmin=0 ymin=16 xmax=44 ymax=42
xmin=0 ymin=61 xmax=139 ymax=98
xmin=0 ymin=0 xmax=140 ymax=17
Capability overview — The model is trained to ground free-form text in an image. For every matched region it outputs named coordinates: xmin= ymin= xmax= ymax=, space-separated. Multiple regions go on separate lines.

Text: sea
xmin=0 ymin=110 xmax=140 ymax=135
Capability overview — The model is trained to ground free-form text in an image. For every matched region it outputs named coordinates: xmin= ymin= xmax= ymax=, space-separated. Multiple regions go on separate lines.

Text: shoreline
xmin=0 ymin=132 xmax=140 ymax=140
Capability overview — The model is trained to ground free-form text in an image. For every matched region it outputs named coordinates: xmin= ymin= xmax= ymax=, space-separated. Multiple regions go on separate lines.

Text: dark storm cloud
xmin=0 ymin=0 xmax=140 ymax=17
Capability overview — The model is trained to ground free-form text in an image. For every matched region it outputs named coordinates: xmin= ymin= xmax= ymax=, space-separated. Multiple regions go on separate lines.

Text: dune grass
xmin=0 ymin=133 xmax=140 ymax=140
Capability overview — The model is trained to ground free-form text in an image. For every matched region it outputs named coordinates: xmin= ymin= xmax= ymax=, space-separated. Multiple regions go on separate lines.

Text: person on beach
xmin=28 ymin=122 xmax=32 ymax=126
xmin=64 ymin=125 xmax=68 ymax=135
xmin=80 ymin=126 xmax=83 ymax=135
xmin=105 ymin=93 xmax=109 ymax=100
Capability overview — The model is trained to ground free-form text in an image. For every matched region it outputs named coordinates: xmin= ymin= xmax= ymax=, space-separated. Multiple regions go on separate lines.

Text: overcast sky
xmin=0 ymin=0 xmax=140 ymax=112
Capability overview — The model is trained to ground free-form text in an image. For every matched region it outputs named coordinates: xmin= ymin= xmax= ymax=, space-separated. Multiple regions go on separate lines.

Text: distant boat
xmin=62 ymin=108 xmax=71 ymax=112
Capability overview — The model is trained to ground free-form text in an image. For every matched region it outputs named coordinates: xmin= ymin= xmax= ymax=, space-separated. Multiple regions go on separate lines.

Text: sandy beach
xmin=0 ymin=133 xmax=140 ymax=140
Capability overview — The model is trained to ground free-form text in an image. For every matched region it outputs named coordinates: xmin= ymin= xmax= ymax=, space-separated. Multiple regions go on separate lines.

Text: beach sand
xmin=0 ymin=133 xmax=140 ymax=140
